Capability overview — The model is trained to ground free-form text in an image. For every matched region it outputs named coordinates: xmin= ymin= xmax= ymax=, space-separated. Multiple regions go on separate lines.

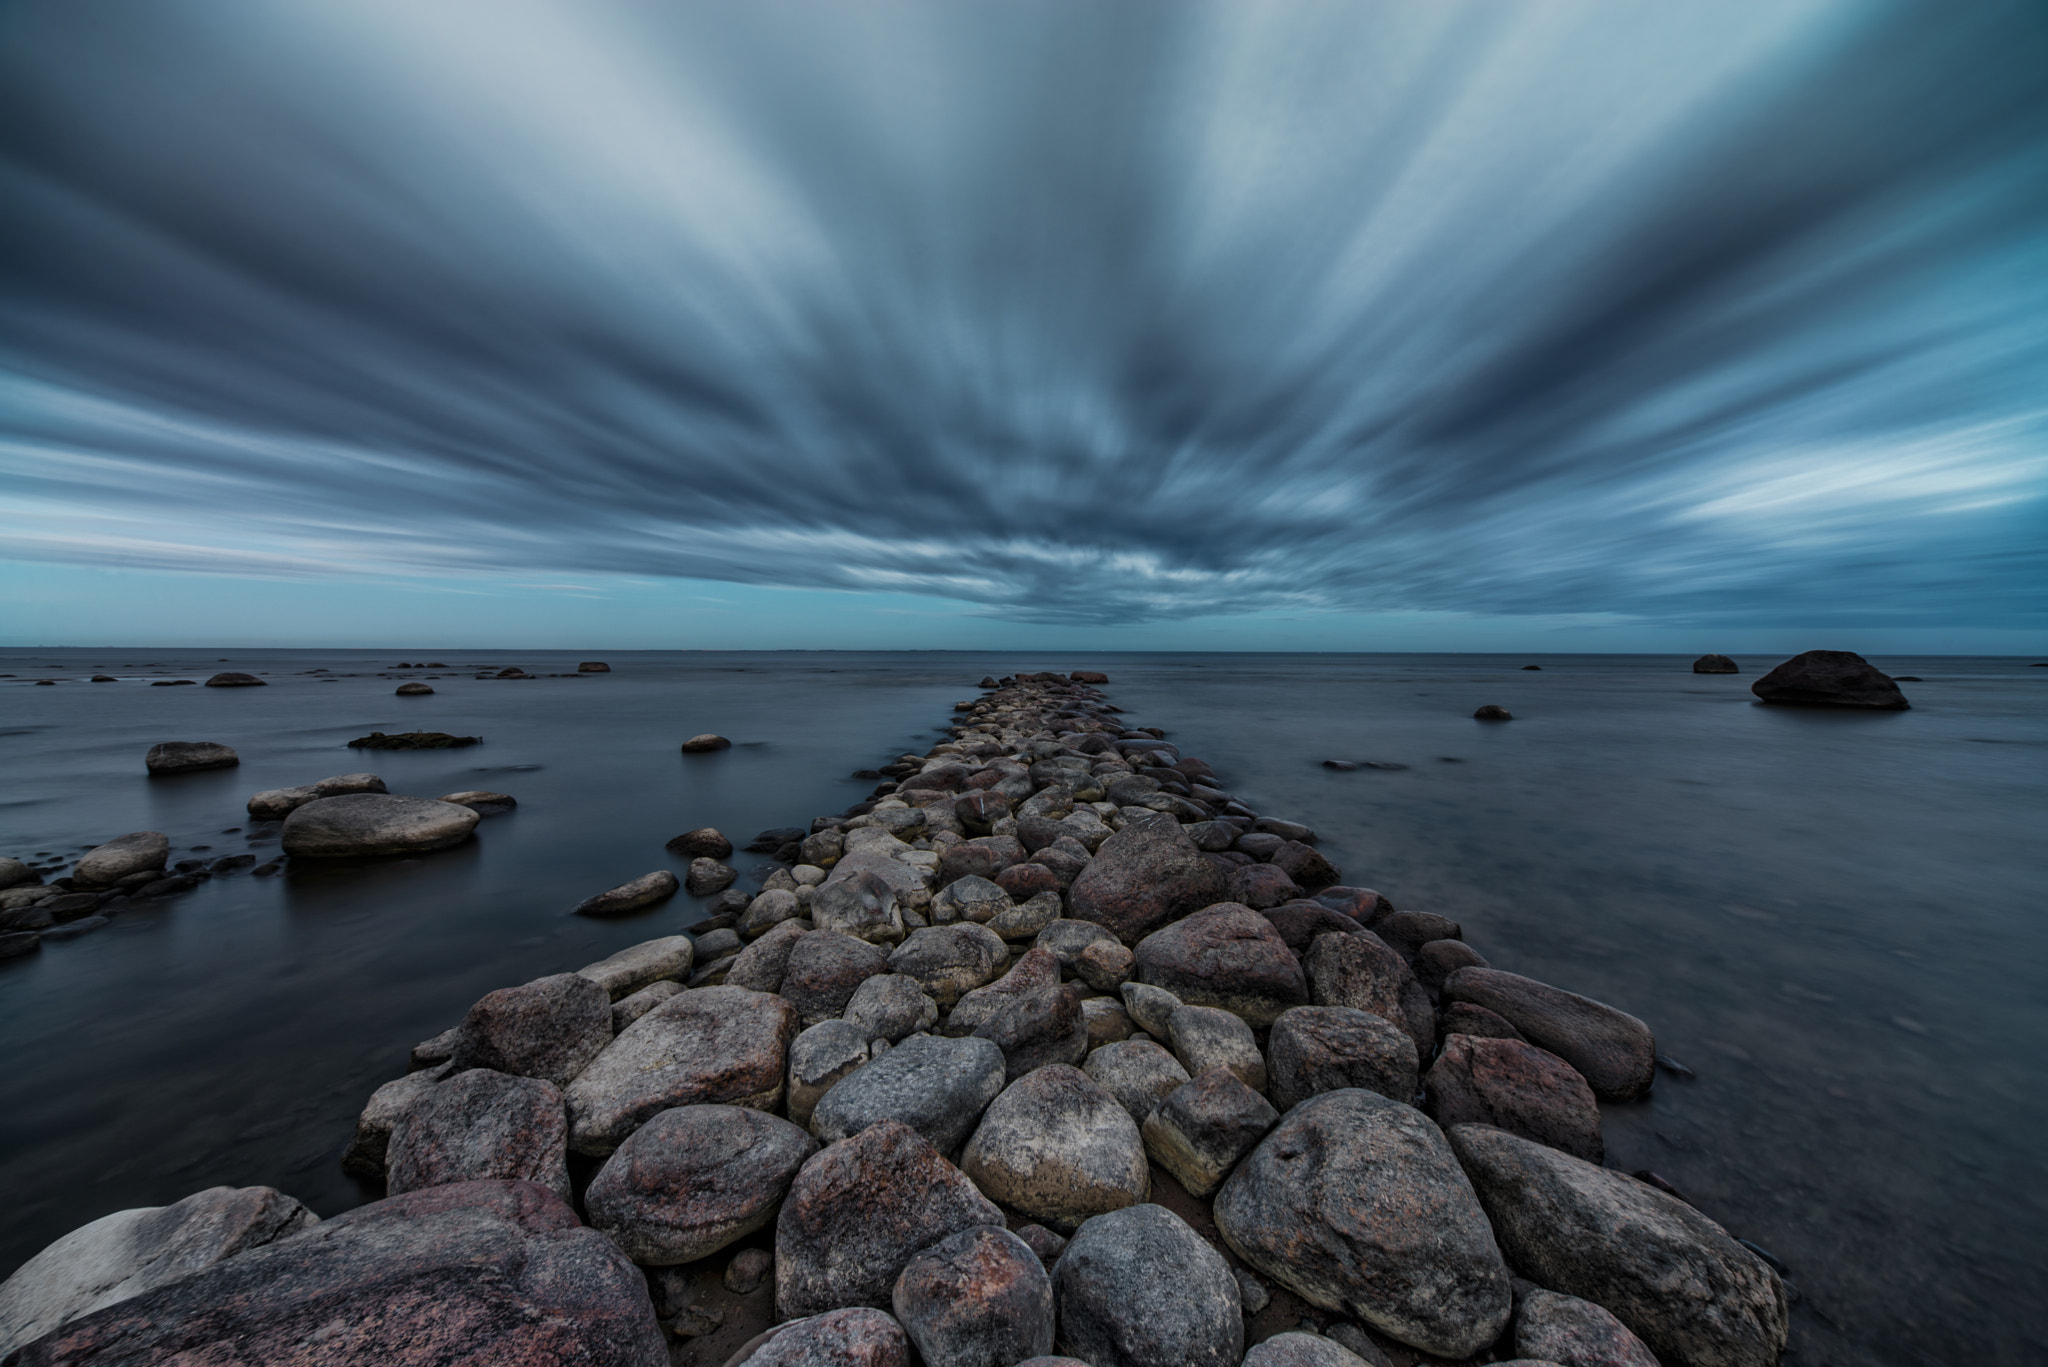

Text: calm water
xmin=1 ymin=650 xmax=2043 ymax=1366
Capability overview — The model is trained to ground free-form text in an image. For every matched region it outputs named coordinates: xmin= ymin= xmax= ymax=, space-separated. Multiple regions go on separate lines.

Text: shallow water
xmin=1 ymin=649 xmax=2043 ymax=1365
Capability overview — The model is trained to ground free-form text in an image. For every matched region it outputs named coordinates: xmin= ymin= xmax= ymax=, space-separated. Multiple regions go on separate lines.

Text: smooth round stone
xmin=893 ymin=1226 xmax=1055 ymax=1367
xmin=681 ymin=733 xmax=733 ymax=752
xmin=281 ymin=794 xmax=479 ymax=858
xmin=585 ymin=1105 xmax=817 ymax=1265
xmin=386 ymin=1068 xmax=570 ymax=1201
xmin=73 ymin=832 xmax=169 ymax=889
xmin=1053 ymin=1203 xmax=1242 ymax=1367
xmin=961 ymin=1065 xmax=1149 ymax=1232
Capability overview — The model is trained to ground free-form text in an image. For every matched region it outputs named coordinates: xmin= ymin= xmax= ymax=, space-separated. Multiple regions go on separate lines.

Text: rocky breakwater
xmin=1 ymin=670 xmax=1788 ymax=1367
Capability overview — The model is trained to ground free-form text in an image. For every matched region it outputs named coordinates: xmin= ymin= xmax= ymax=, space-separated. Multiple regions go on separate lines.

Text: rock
xmin=578 ymin=661 xmax=611 ymax=672
xmin=1260 ymin=903 xmax=1368 ymax=958
xmin=280 ymin=794 xmax=478 ymax=858
xmin=973 ymin=983 xmax=1088 ymax=1081
xmin=394 ymin=682 xmax=434 ymax=695
xmin=728 ymin=919 xmax=808 ymax=992
xmin=584 ymin=1104 xmax=816 ymax=1264
xmin=1441 ymin=967 xmax=1655 ymax=1101
xmin=988 ymin=891 xmax=1062 ymax=942
xmin=203 ymin=672 xmax=265 ymax=687
xmin=1070 ymin=671 xmax=1108 ymax=683
xmin=775 ymin=1119 xmax=1004 ymax=1318
xmin=409 ymin=1025 xmax=463 ymax=1071
xmin=888 ymin=924 xmax=1006 ymax=1005
xmin=576 ymin=935 xmax=696 ymax=999
xmin=844 ymin=973 xmax=939 ymax=1042
xmin=1692 ymin=654 xmax=1739 ymax=674
xmin=566 ymin=986 xmax=799 ymax=1155
xmin=781 ymin=931 xmax=891 ymax=1024
xmin=1237 ymin=832 xmax=1283 ymax=860
xmin=245 ymin=785 xmax=319 ymax=820
xmin=1252 ymin=817 xmax=1315 ymax=842
xmin=386 ymin=1069 xmax=569 ymax=1200
xmin=666 ymin=827 xmax=733 ymax=859
xmin=932 ymin=874 xmax=1010 ymax=925
xmin=1080 ymin=996 xmax=1135 ymax=1047
xmin=1067 ymin=814 xmax=1229 ymax=944
xmin=573 ymin=869 xmax=681 ymax=917
xmin=1082 ymin=1040 xmax=1191 ymax=1124
xmin=800 ymin=828 xmax=846 ymax=868
xmin=786 ymin=1020 xmax=872 ymax=1129
xmin=810 ymin=1032 xmax=1007 ymax=1152
xmin=961 ymin=1065 xmax=1149 ymax=1231
xmin=0 ymin=857 xmax=33 ymax=891
xmin=995 ymin=863 xmax=1062 ymax=903
xmin=893 ymin=1226 xmax=1055 ymax=1367
xmin=1514 ymin=1288 xmax=1661 ymax=1367
xmin=6 ymin=1181 xmax=664 ymax=1367
xmin=1438 ymin=1001 xmax=1527 ymax=1042
xmin=682 ymin=733 xmax=733 ymax=751
xmin=946 ymin=946 xmax=1061 ymax=1036
xmin=1751 ymin=649 xmax=1909 ymax=709
xmin=1414 ymin=938 xmax=1487 ymax=990
xmin=345 ymin=730 xmax=480 ymax=750
xmin=1015 ymin=1224 xmax=1067 ymax=1271
xmin=812 ymin=870 xmax=906 ymax=945
xmin=1267 ymin=1006 xmax=1419 ymax=1111
xmin=339 ymin=1065 xmax=453 ymax=1178
xmin=1142 ymin=1067 xmax=1277 ymax=1198
xmin=1474 ymin=705 xmax=1513 ymax=720
xmin=953 ymin=791 xmax=1012 ymax=836
xmin=1271 ymin=840 xmax=1341 ymax=891
xmin=1425 ymin=1034 xmax=1603 ymax=1161
xmin=450 ymin=972 xmax=613 ymax=1087
xmin=1242 ymin=1332 xmax=1379 ymax=1366
xmin=1323 ymin=1325 xmax=1393 ymax=1366
xmin=1216 ymin=1089 xmax=1511 ymax=1358
xmin=1166 ymin=1004 xmax=1267 ymax=1092
xmin=611 ymin=981 xmax=684 ymax=1031
xmin=1304 ymin=931 xmax=1435 ymax=1060
xmin=1372 ymin=910 xmax=1461 ymax=958
xmin=726 ymin=1246 xmax=774 ymax=1294
xmin=1449 ymin=1124 xmax=1788 ymax=1367
xmin=144 ymin=742 xmax=238 ymax=774
xmin=685 ymin=857 xmax=738 ymax=896
xmin=72 ymin=833 xmax=168 ymax=889
xmin=1052 ymin=1202 xmax=1241 ymax=1367
xmin=1118 ymin=980 xmax=1181 ymax=1038
xmin=1317 ymin=886 xmax=1394 ymax=921
xmin=1228 ymin=862 xmax=1302 ymax=909
xmin=1135 ymin=905 xmax=1307 ymax=1028
xmin=741 ymin=888 xmax=805 ymax=938
xmin=437 ymin=789 xmax=516 ymax=815
xmin=1075 ymin=940 xmax=1135 ymax=993
xmin=743 ymin=1307 xmax=912 ymax=1365
xmin=1233 ymin=1266 xmax=1271 ymax=1315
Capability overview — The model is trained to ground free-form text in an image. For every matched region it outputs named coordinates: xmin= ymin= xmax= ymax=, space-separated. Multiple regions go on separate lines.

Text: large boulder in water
xmin=1440 ymin=967 xmax=1654 ymax=1102
xmin=281 ymin=793 xmax=479 ymax=857
xmin=1692 ymin=654 xmax=1739 ymax=674
xmin=1750 ymin=649 xmax=1908 ymax=709
xmin=1066 ymin=814 xmax=1228 ymax=945
xmin=1052 ymin=1203 xmax=1242 ymax=1367
xmin=6 ymin=1181 xmax=665 ymax=1367
xmin=71 ymin=833 xmax=168 ymax=889
xmin=144 ymin=742 xmax=237 ymax=774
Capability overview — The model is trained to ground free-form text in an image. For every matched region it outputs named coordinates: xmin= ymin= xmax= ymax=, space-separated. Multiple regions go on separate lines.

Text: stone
xmin=1229 ymin=862 xmax=1303 ymax=909
xmin=686 ymin=856 xmax=738 ymax=896
xmin=1438 ymin=1001 xmax=1526 ymax=1042
xmin=811 ymin=870 xmax=906 ymax=945
xmin=728 ymin=919 xmax=809 ymax=992
xmin=1414 ymin=938 xmax=1487 ymax=990
xmin=1692 ymin=654 xmax=1739 ymax=674
xmin=386 ymin=1069 xmax=569 ymax=1200
xmin=394 ymin=682 xmax=433 ymax=695
xmin=893 ymin=1226 xmax=1055 ymax=1367
xmin=741 ymin=888 xmax=805 ymax=938
xmin=775 ymin=1119 xmax=1004 ymax=1318
xmin=666 ymin=827 xmax=733 ymax=859
xmin=71 ymin=833 xmax=168 ymax=889
xmin=743 ymin=1307 xmax=912 ymax=1365
xmin=578 ymin=660 xmax=611 ymax=672
xmin=450 ymin=972 xmax=613 ymax=1088
xmin=0 ymin=857 xmax=33 ymax=891
xmin=726 ymin=1246 xmax=774 ymax=1294
xmin=1233 ymin=1266 xmax=1270 ymax=1315
xmin=1267 ymin=1006 xmax=1419 ymax=1111
xmin=202 ymin=671 xmax=264 ymax=687
xmin=973 ymin=982 xmax=1088 ymax=1081
xmin=6 ymin=1181 xmax=664 ymax=1367
xmin=1448 ymin=1124 xmax=1788 ymax=1367
xmin=932 ymin=874 xmax=1010 ymax=925
xmin=1260 ymin=903 xmax=1369 ymax=958
xmin=887 ymin=923 xmax=1006 ymax=1005
xmin=0 ymin=1185 xmax=318 ymax=1358
xmin=576 ymin=937 xmax=698 ymax=1000
xmin=810 ymin=1032 xmax=1007 ymax=1152
xmin=345 ymin=730 xmax=480 ymax=750
xmin=782 ymin=931 xmax=892 ymax=1024
xmin=1253 ymin=817 xmax=1315 ymax=842
xmin=1118 ymin=980 xmax=1181 ymax=1038
xmin=1474 ymin=705 xmax=1513 ymax=720
xmin=945 ymin=946 xmax=1060 ymax=1037
xmin=584 ymin=1104 xmax=816 ymax=1264
xmin=1015 ymin=1224 xmax=1066 ymax=1270
xmin=1082 ymin=1040 xmax=1191 ymax=1124
xmin=1080 ymin=996 xmax=1134 ymax=1048
xmin=338 ymin=1065 xmax=451 ymax=1178
xmin=1323 ymin=1325 xmax=1393 ymax=1366
xmin=1074 ymin=940 xmax=1135 ymax=993
xmin=844 ymin=973 xmax=939 ymax=1042
xmin=566 ymin=986 xmax=799 ymax=1155
xmin=1750 ymin=648 xmax=1908 ymax=709
xmin=281 ymin=793 xmax=478 ymax=858
xmin=1166 ymin=1004 xmax=1266 ymax=1091
xmin=800 ymin=828 xmax=846 ymax=868
xmin=1215 ymin=1089 xmax=1511 ymax=1359
xmin=409 ymin=1025 xmax=463 ymax=1071
xmin=611 ymin=981 xmax=684 ymax=1031
xmin=1066 ymin=814 xmax=1229 ymax=944
xmin=962 ymin=1065 xmax=1149 ymax=1231
xmin=1242 ymin=1332 xmax=1378 ymax=1367
xmin=682 ymin=733 xmax=733 ymax=751
xmin=1052 ymin=1202 xmax=1241 ymax=1367
xmin=1441 ymin=967 xmax=1655 ymax=1101
xmin=1032 ymin=838 xmax=1093 ymax=886
xmin=1271 ymin=840 xmax=1341 ymax=891
xmin=1515 ymin=1288 xmax=1661 ymax=1367
xmin=1304 ymin=931 xmax=1435 ymax=1060
xmin=1237 ymin=832 xmax=1283 ymax=860
xmin=573 ymin=869 xmax=681 ymax=917
xmin=987 ymin=890 xmax=1061 ymax=942
xmin=996 ymin=862 xmax=1062 ymax=901
xmin=1372 ymin=910 xmax=1461 ymax=958
xmin=1317 ymin=887 xmax=1394 ymax=921
xmin=787 ymin=1020 xmax=872 ymax=1129
xmin=437 ymin=789 xmax=516 ymax=815
xmin=1426 ymin=1034 xmax=1603 ymax=1162
xmin=1135 ymin=905 xmax=1307 ymax=1028
xmin=1142 ymin=1067 xmax=1277 ymax=1198
xmin=144 ymin=741 xmax=238 ymax=774
xmin=246 ymin=785 xmax=319 ymax=820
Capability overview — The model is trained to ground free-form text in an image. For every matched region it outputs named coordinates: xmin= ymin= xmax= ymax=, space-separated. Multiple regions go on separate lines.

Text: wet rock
xmin=682 ymin=733 xmax=733 ymax=751
xmin=844 ymin=973 xmax=939 ymax=1042
xmin=741 ymin=888 xmax=805 ymax=938
xmin=281 ymin=793 xmax=478 ymax=858
xmin=1304 ymin=931 xmax=1435 ymax=1060
xmin=387 ymin=1068 xmax=569 ymax=1200
xmin=1167 ymin=1004 xmax=1267 ymax=1092
xmin=437 ymin=789 xmax=516 ymax=816
xmin=1515 ymin=1288 xmax=1661 ymax=1367
xmin=728 ymin=919 xmax=809 ymax=992
xmin=1142 ymin=1066 xmax=1278 ymax=1198
xmin=775 ymin=1119 xmax=1004 ymax=1318
xmin=1692 ymin=654 xmax=1739 ymax=675
xmin=887 ymin=923 xmax=1006 ymax=1005
xmin=0 ymin=1185 xmax=318 ymax=1358
xmin=1426 ymin=1034 xmax=1603 ymax=1162
xmin=665 ymin=827 xmax=733 ymax=860
xmin=1474 ymin=705 xmax=1513 ymax=720
xmin=1271 ymin=840 xmax=1341 ymax=891
xmin=787 ymin=1020 xmax=871 ymax=1129
xmin=811 ymin=1032 xmax=1007 ymax=1152
xmin=611 ymin=981 xmax=684 ymax=1031
xmin=685 ymin=856 xmax=739 ymax=896
xmin=1135 ymin=905 xmax=1307 ymax=1028
xmin=573 ymin=869 xmax=681 ymax=918
xmin=946 ymin=946 xmax=1060 ymax=1037
xmin=585 ymin=1104 xmax=816 ymax=1264
xmin=1267 ymin=1006 xmax=1419 ymax=1111
xmin=782 ymin=931 xmax=892 ymax=1024
xmin=42 ymin=914 xmax=109 ymax=941
xmin=202 ymin=671 xmax=265 ymax=687
xmin=962 ymin=1065 xmax=1149 ymax=1231
xmin=1229 ymin=862 xmax=1303 ymax=909
xmin=1441 ymin=967 xmax=1655 ymax=1101
xmin=566 ymin=986 xmax=799 ymax=1155
xmin=812 ymin=869 xmax=906 ymax=945
xmin=1052 ymin=1202 xmax=1241 ymax=1367
xmin=449 ymin=972 xmax=612 ymax=1087
xmin=7 ymin=1181 xmax=665 ymax=1367
xmin=1067 ymin=814 xmax=1229 ymax=944
xmin=394 ymin=682 xmax=434 ymax=695
xmin=743 ymin=1307 xmax=912 ymax=1365
xmin=144 ymin=741 xmax=240 ymax=774
xmin=973 ymin=982 xmax=1088 ymax=1081
xmin=1751 ymin=649 xmax=1908 ymax=709
xmin=1449 ymin=1124 xmax=1788 ymax=1367
xmin=1216 ymin=1089 xmax=1511 ymax=1359
xmin=893 ymin=1225 xmax=1055 ymax=1367
xmin=1118 ymin=980 xmax=1181 ymax=1038
xmin=1242 ymin=1332 xmax=1378 ymax=1366
xmin=346 ymin=730 xmax=479 ymax=750
xmin=72 ymin=833 xmax=168 ymax=889
xmin=932 ymin=874 xmax=1010 ymax=925
xmin=1253 ymin=817 xmax=1316 ymax=843
xmin=1414 ymin=938 xmax=1487 ymax=990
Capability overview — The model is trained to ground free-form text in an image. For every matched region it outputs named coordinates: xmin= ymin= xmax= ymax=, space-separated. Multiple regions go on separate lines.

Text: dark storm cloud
xmin=2 ymin=0 xmax=2044 ymax=626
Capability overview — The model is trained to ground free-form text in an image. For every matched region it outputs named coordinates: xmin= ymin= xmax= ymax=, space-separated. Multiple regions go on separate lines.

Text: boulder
xmin=1271 ymin=840 xmax=1341 ymax=891
xmin=1425 ymin=1034 xmax=1603 ymax=1162
xmin=72 ymin=833 xmax=169 ymax=889
xmin=1260 ymin=904 xmax=1370 ymax=957
xmin=945 ymin=946 xmax=1059 ymax=1037
xmin=1228 ymin=863 xmax=1302 ymax=909
xmin=741 ymin=888 xmax=805 ymax=938
xmin=811 ymin=870 xmax=906 ymax=945
xmin=203 ymin=672 xmax=265 ymax=687
xmin=281 ymin=794 xmax=479 ymax=858
xmin=577 ymin=936 xmax=696 ymax=1000
xmin=1448 ymin=1124 xmax=1788 ymax=1367
xmin=781 ymin=931 xmax=892 ymax=1024
xmin=584 ymin=1104 xmax=816 ymax=1264
xmin=394 ymin=682 xmax=434 ymax=695
xmin=810 ymin=1032 xmax=1007 ymax=1153
xmin=996 ymin=862 xmax=1062 ymax=902
xmin=665 ymin=827 xmax=733 ymax=859
xmin=0 ymin=1186 xmax=317 ymax=1358
xmin=1414 ymin=938 xmax=1486 ymax=990
xmin=973 ymin=983 xmax=1088 ymax=1081
xmin=932 ymin=875 xmax=1010 ymax=925
xmin=1267 ymin=1006 xmax=1419 ymax=1111
xmin=566 ymin=986 xmax=799 ymax=1155
xmin=437 ymin=789 xmax=515 ymax=815
xmin=843 ymin=974 xmax=939 ymax=1042
xmin=1082 ymin=1040 xmax=1191 ymax=1125
xmin=1372 ymin=910 xmax=1462 ymax=958
xmin=727 ymin=920 xmax=808 ymax=992
xmin=1075 ymin=940 xmax=1135 ymax=992
xmin=578 ymin=661 xmax=611 ymax=672
xmin=386 ymin=1069 xmax=569 ymax=1200
xmin=6 ymin=1181 xmax=663 ymax=1367
xmin=340 ymin=1064 xmax=452 ymax=1177
xmin=800 ymin=828 xmax=845 ymax=868
xmin=1440 ymin=968 xmax=1655 ymax=1101
xmin=988 ymin=890 xmax=1062 ymax=942
xmin=1692 ymin=654 xmax=1739 ymax=675
xmin=1304 ymin=931 xmax=1435 ymax=1060
xmin=1215 ymin=1090 xmax=1511 ymax=1359
xmin=449 ymin=972 xmax=613 ymax=1088
xmin=1750 ymin=649 xmax=1907 ymax=709
xmin=246 ymin=786 xmax=319 ymax=820
xmin=1515 ymin=1288 xmax=1661 ymax=1367
xmin=612 ymin=981 xmax=683 ymax=1031
xmin=0 ymin=857 xmax=32 ymax=891
xmin=144 ymin=742 xmax=238 ymax=774
xmin=345 ymin=730 xmax=480 ymax=750
xmin=893 ymin=1226 xmax=1055 ymax=1367
xmin=953 ymin=790 xmax=1012 ymax=836
xmin=961 ymin=1065 xmax=1149 ymax=1231
xmin=1252 ymin=817 xmax=1315 ymax=842
xmin=775 ymin=1120 xmax=1004 ymax=1319
xmin=742 ymin=1307 xmax=911 ymax=1365
xmin=1438 ymin=1001 xmax=1526 ymax=1042
xmin=1317 ymin=887 xmax=1394 ymax=921
xmin=681 ymin=734 xmax=733 ymax=752
xmin=1167 ymin=1004 xmax=1267 ymax=1092
xmin=573 ymin=870 xmax=680 ymax=917
xmin=938 ymin=841 xmax=1018 ymax=888
xmin=1141 ymin=1067 xmax=1278 ymax=1198
xmin=889 ymin=924 xmax=1006 ymax=1005
xmin=1242 ymin=1332 xmax=1379 ymax=1367
xmin=685 ymin=857 xmax=738 ymax=896
xmin=1474 ymin=705 xmax=1513 ymax=720
xmin=786 ymin=1020 xmax=871 ymax=1129
xmin=1118 ymin=980 xmax=1181 ymax=1037
xmin=1135 ymin=905 xmax=1307 ymax=1027
xmin=1066 ymin=814 xmax=1229 ymax=944
xmin=1052 ymin=1203 xmax=1241 ymax=1367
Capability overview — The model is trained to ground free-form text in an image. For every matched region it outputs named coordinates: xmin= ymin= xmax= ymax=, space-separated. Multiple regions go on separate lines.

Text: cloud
xmin=1 ymin=0 xmax=2043 ymax=628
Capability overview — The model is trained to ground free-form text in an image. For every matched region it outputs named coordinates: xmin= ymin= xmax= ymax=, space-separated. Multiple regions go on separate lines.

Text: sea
xmin=1 ymin=649 xmax=2042 ymax=1366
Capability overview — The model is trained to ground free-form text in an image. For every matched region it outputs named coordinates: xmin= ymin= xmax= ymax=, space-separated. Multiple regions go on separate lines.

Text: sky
xmin=2 ymin=0 xmax=2045 ymax=651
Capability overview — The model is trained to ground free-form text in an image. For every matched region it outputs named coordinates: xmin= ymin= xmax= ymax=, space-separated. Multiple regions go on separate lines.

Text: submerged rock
xmin=436 ymin=789 xmax=516 ymax=816
xmin=1750 ymin=649 xmax=1908 ymax=709
xmin=144 ymin=741 xmax=238 ymax=774
xmin=573 ymin=869 xmax=680 ymax=917
xmin=203 ymin=672 xmax=265 ymax=687
xmin=345 ymin=731 xmax=480 ymax=750
xmin=72 ymin=833 xmax=168 ymax=889
xmin=281 ymin=793 xmax=479 ymax=857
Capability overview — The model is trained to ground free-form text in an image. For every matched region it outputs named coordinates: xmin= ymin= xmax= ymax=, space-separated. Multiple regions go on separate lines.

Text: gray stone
xmin=744 ymin=1307 xmax=912 ymax=1365
xmin=973 ymin=982 xmax=1088 ymax=1081
xmin=1233 ymin=1266 xmax=1270 ymax=1316
xmin=931 ymin=875 xmax=1010 ymax=925
xmin=1304 ymin=931 xmax=1434 ymax=1061
xmin=727 ymin=919 xmax=807 ymax=992
xmin=786 ymin=1020 xmax=871 ymax=1129
xmin=611 ymin=981 xmax=684 ymax=1032
xmin=577 ymin=935 xmax=696 ymax=1000
xmin=989 ymin=890 xmax=1063 ymax=942
xmin=438 ymin=789 xmax=515 ymax=815
xmin=812 ymin=870 xmax=906 ymax=945
xmin=1267 ymin=1006 xmax=1419 ymax=1111
xmin=1052 ymin=1203 xmax=1242 ymax=1367
xmin=143 ymin=741 xmax=238 ymax=774
xmin=685 ymin=857 xmax=738 ymax=896
xmin=810 ymin=1032 xmax=1006 ymax=1153
xmin=585 ymin=1104 xmax=816 ymax=1264
xmin=281 ymin=794 xmax=479 ymax=858
xmin=72 ymin=833 xmax=168 ymax=889
xmin=573 ymin=870 xmax=680 ymax=917
xmin=386 ymin=1069 xmax=569 ymax=1200
xmin=961 ymin=1065 xmax=1149 ymax=1232
xmin=340 ymin=1063 xmax=453 ymax=1177
xmin=0 ymin=857 xmax=34 ymax=891
xmin=1242 ymin=1332 xmax=1377 ymax=1367
xmin=1066 ymin=814 xmax=1230 ymax=945
xmin=945 ymin=946 xmax=1059 ymax=1037
xmin=1515 ymin=1288 xmax=1661 ymax=1367
xmin=1141 ymin=1066 xmax=1276 ymax=1198
xmin=1075 ymin=940 xmax=1135 ymax=992
xmin=781 ymin=930 xmax=891 ymax=1025
xmin=692 ymin=926 xmax=743 ymax=959
xmin=1080 ymin=996 xmax=1134 ymax=1048
xmin=1118 ymin=980 xmax=1181 ymax=1038
xmin=893 ymin=1226 xmax=1055 ymax=1367
xmin=888 ymin=923 xmax=1006 ymax=1006
xmin=844 ymin=974 xmax=939 ymax=1042
xmin=1441 ymin=967 xmax=1656 ymax=1102
xmin=1083 ymin=1040 xmax=1191 ymax=1125
xmin=1167 ymin=1004 xmax=1267 ymax=1092
xmin=1426 ymin=1034 xmax=1604 ymax=1162
xmin=246 ymin=785 xmax=322 ymax=820
xmin=1034 ymin=918 xmax=1120 ymax=974
xmin=449 ymin=972 xmax=613 ymax=1088
xmin=741 ymin=888 xmax=804 ymax=938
